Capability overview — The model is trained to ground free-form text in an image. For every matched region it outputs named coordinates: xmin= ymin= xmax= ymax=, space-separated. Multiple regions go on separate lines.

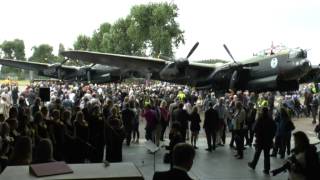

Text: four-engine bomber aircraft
xmin=0 ymin=58 xmax=122 ymax=84
xmin=61 ymin=42 xmax=313 ymax=92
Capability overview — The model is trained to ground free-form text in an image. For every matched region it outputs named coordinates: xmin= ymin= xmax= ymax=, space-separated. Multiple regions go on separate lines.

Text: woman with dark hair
xmin=9 ymin=136 xmax=32 ymax=165
xmin=51 ymin=109 xmax=65 ymax=161
xmin=6 ymin=107 xmax=20 ymax=142
xmin=166 ymin=122 xmax=183 ymax=168
xmin=89 ymin=105 xmax=105 ymax=162
xmin=159 ymin=100 xmax=169 ymax=142
xmin=271 ymin=131 xmax=320 ymax=179
xmin=105 ymin=118 xmax=125 ymax=162
xmin=190 ymin=106 xmax=201 ymax=149
xmin=33 ymin=138 xmax=55 ymax=164
xmin=248 ymin=107 xmax=276 ymax=175
xmin=131 ymin=101 xmax=140 ymax=143
xmin=74 ymin=111 xmax=89 ymax=142
xmin=61 ymin=110 xmax=73 ymax=135
xmin=271 ymin=107 xmax=295 ymax=158
xmin=33 ymin=111 xmax=49 ymax=146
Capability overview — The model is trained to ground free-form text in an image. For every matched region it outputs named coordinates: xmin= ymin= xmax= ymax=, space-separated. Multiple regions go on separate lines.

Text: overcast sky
xmin=1 ymin=0 xmax=319 ymax=64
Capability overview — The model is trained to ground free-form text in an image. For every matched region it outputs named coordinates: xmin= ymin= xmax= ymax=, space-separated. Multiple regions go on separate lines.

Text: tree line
xmin=0 ymin=2 xmax=225 ymax=80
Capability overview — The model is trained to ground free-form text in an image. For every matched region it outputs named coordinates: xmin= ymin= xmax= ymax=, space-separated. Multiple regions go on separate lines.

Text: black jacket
xmin=203 ymin=108 xmax=219 ymax=131
xmin=153 ymin=168 xmax=193 ymax=180
xmin=172 ymin=108 xmax=189 ymax=129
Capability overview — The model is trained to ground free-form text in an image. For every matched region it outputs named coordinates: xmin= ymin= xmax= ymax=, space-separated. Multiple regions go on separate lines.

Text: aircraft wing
xmin=0 ymin=58 xmax=51 ymax=71
xmin=299 ymin=65 xmax=320 ymax=83
xmin=0 ymin=58 xmax=79 ymax=78
xmin=61 ymin=50 xmax=215 ymax=78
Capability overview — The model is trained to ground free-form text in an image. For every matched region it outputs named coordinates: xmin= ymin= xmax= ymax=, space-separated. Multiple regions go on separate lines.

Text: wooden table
xmin=1 ymin=162 xmax=144 ymax=180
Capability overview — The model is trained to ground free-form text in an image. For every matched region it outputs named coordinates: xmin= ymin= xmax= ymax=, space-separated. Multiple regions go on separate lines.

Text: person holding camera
xmin=271 ymin=131 xmax=320 ymax=179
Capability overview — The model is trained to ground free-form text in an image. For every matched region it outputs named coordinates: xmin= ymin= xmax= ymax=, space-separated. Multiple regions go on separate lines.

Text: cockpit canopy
xmin=288 ymin=48 xmax=307 ymax=59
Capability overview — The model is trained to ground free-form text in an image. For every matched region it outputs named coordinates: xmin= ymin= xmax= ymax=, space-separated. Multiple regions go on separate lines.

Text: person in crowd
xmin=228 ymin=95 xmax=237 ymax=148
xmin=17 ymin=96 xmax=27 ymax=122
xmin=11 ymin=85 xmax=19 ymax=106
xmin=130 ymin=101 xmax=140 ymax=143
xmin=51 ymin=109 xmax=65 ymax=161
xmin=143 ymin=103 xmax=157 ymax=142
xmin=190 ymin=106 xmax=201 ymax=149
xmin=9 ymin=136 xmax=32 ymax=165
xmin=213 ymin=97 xmax=228 ymax=146
xmin=154 ymin=143 xmax=195 ymax=180
xmin=33 ymin=138 xmax=55 ymax=163
xmin=233 ymin=101 xmax=246 ymax=159
xmin=121 ymin=103 xmax=135 ymax=146
xmin=304 ymin=91 xmax=313 ymax=117
xmin=271 ymin=131 xmax=320 ymax=179
xmin=203 ymin=103 xmax=219 ymax=152
xmin=74 ymin=111 xmax=89 ymax=142
xmin=172 ymin=103 xmax=189 ymax=141
xmin=153 ymin=99 xmax=162 ymax=146
xmin=248 ymin=107 xmax=276 ymax=175
xmin=31 ymin=97 xmax=41 ymax=118
xmin=33 ymin=111 xmax=49 ymax=145
xmin=0 ymin=96 xmax=10 ymax=120
xmin=165 ymin=122 xmax=183 ymax=167
xmin=271 ymin=107 xmax=295 ymax=158
xmin=160 ymin=100 xmax=169 ymax=141
xmin=311 ymin=94 xmax=319 ymax=124
xmin=62 ymin=94 xmax=73 ymax=111
xmin=6 ymin=107 xmax=20 ymax=141
xmin=105 ymin=118 xmax=125 ymax=162
xmin=245 ymin=102 xmax=257 ymax=147
xmin=88 ymin=105 xmax=105 ymax=162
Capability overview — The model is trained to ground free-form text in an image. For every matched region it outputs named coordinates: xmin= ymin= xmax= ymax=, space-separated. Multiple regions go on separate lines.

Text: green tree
xmin=29 ymin=44 xmax=57 ymax=63
xmin=74 ymin=2 xmax=184 ymax=57
xmin=128 ymin=2 xmax=184 ymax=57
xmin=102 ymin=17 xmax=144 ymax=55
xmin=73 ymin=35 xmax=91 ymax=51
xmin=0 ymin=39 xmax=26 ymax=78
xmin=89 ymin=23 xmax=112 ymax=51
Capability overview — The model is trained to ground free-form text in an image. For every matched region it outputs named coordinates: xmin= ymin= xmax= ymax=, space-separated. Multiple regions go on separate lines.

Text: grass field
xmin=0 ymin=80 xmax=30 ymax=87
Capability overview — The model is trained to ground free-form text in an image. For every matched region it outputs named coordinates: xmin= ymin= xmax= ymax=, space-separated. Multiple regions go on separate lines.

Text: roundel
xmin=271 ymin=57 xmax=278 ymax=68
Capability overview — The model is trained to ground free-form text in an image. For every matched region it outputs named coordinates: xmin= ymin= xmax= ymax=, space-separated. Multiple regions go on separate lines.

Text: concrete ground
xmin=121 ymin=116 xmax=320 ymax=180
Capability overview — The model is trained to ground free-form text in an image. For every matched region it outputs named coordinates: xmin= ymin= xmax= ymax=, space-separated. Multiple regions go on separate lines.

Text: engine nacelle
xmin=159 ymin=61 xmax=187 ymax=80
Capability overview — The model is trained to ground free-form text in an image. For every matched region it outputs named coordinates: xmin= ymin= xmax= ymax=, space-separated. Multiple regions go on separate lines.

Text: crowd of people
xmin=0 ymin=80 xmax=319 ymax=179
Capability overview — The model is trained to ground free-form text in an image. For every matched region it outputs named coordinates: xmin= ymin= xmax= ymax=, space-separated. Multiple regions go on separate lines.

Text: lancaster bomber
xmin=0 ymin=58 xmax=122 ymax=84
xmin=61 ymin=42 xmax=314 ymax=92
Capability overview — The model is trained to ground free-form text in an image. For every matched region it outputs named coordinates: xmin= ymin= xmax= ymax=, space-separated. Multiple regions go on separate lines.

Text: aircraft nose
xmin=300 ymin=59 xmax=312 ymax=72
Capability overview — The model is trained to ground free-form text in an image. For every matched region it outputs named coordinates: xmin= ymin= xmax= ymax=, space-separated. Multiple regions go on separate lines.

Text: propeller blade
xmin=186 ymin=42 xmax=199 ymax=59
xmin=57 ymin=68 xmax=62 ymax=79
xmin=87 ymin=71 xmax=91 ymax=83
xmin=223 ymin=44 xmax=236 ymax=63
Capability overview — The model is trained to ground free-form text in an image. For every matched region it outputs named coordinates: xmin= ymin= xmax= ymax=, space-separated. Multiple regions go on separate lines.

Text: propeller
xmin=186 ymin=42 xmax=199 ymax=59
xmin=223 ymin=44 xmax=237 ymax=64
xmin=53 ymin=58 xmax=69 ymax=79
xmin=83 ymin=63 xmax=96 ymax=82
xmin=160 ymin=42 xmax=199 ymax=63
xmin=159 ymin=42 xmax=199 ymax=79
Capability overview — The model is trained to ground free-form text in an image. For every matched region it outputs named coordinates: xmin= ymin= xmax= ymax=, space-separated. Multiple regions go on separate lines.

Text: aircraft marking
xmin=271 ymin=57 xmax=278 ymax=68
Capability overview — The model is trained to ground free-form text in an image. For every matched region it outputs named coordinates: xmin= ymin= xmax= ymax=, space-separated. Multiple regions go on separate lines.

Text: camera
xmin=271 ymin=154 xmax=301 ymax=176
